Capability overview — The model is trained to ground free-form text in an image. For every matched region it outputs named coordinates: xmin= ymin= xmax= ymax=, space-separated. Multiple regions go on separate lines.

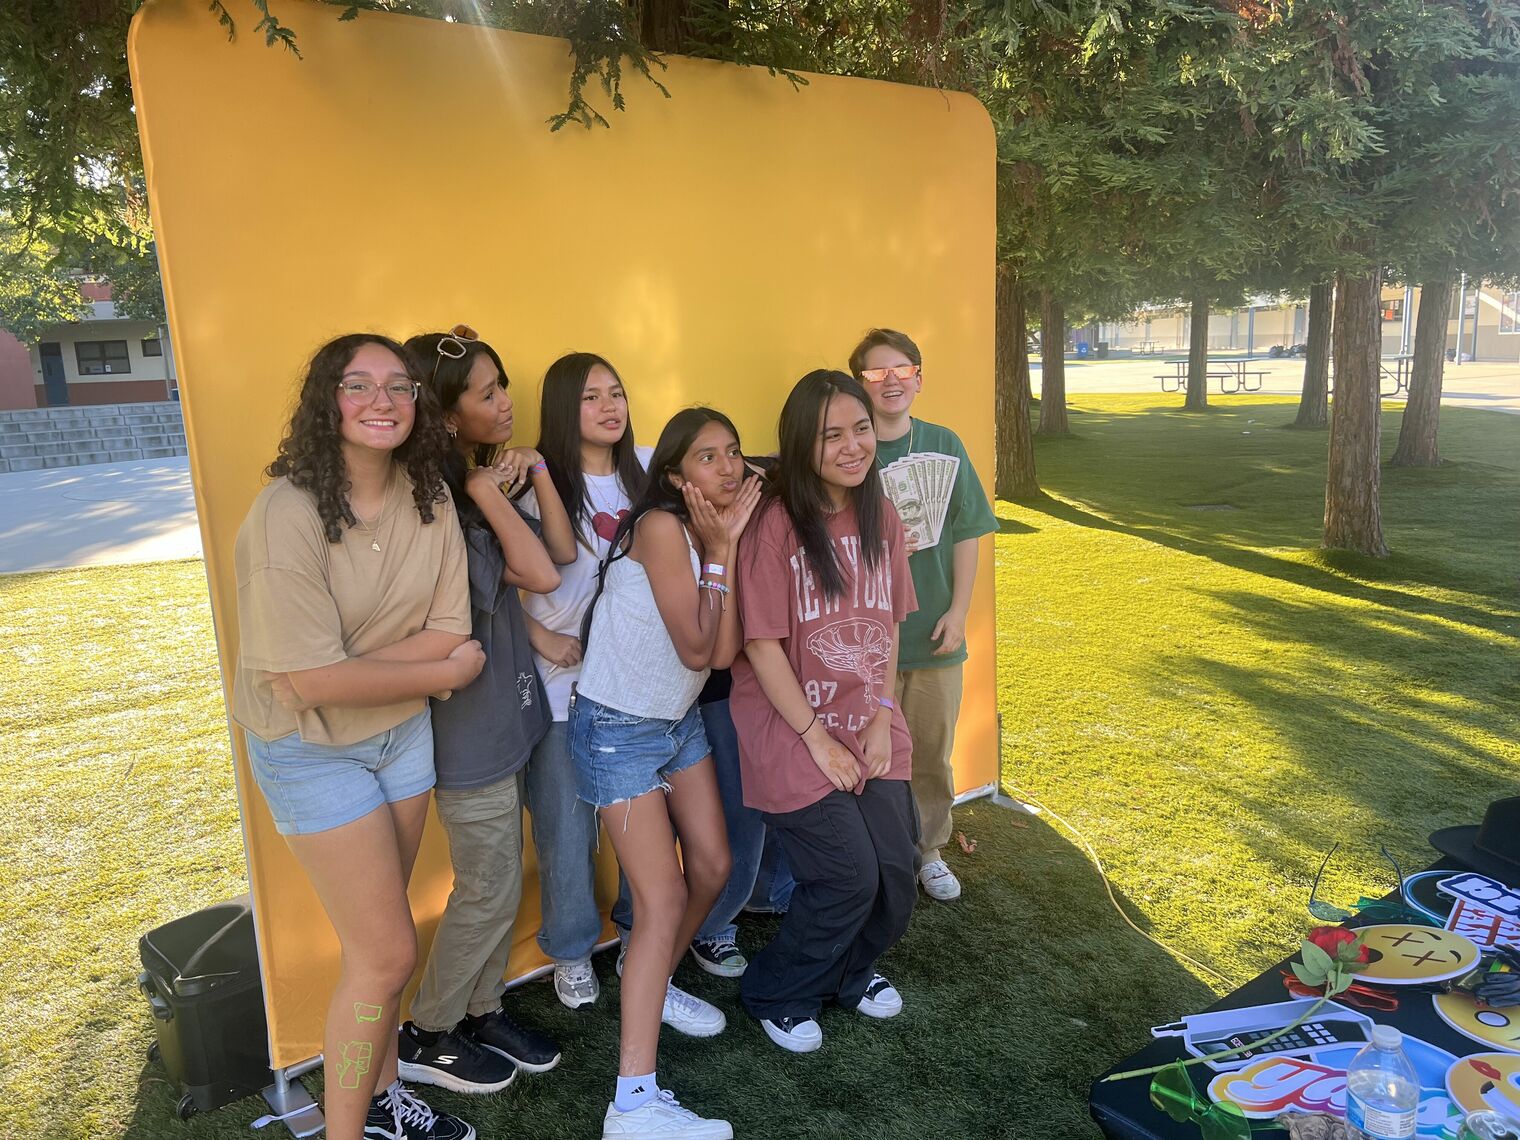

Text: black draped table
xmin=1090 ymin=859 xmax=1519 ymax=1138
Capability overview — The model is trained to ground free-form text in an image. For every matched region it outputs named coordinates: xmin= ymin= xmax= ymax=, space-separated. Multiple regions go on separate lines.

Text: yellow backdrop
xmin=129 ymin=0 xmax=995 ymax=1071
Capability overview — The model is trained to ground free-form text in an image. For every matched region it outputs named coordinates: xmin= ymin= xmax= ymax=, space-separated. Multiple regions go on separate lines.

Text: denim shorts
xmin=244 ymin=708 xmax=436 ymax=836
xmin=568 ymin=693 xmax=711 ymax=810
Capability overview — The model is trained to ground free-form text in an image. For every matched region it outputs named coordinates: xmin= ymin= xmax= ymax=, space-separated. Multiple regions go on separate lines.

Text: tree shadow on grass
xmin=1025 ymin=497 xmax=1517 ymax=637
xmin=1135 ymin=581 xmax=1519 ymax=893
xmin=116 ymin=805 xmax=1216 ymax=1140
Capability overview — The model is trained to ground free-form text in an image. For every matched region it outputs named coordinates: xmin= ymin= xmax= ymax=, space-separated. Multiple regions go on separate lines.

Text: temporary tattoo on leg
xmin=353 ymin=1002 xmax=384 ymax=1023
xmin=336 ymin=1040 xmax=373 ymax=1089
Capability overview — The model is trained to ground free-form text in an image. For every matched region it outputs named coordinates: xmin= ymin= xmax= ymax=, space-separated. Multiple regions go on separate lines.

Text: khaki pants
xmin=409 ymin=772 xmax=524 ymax=1031
xmin=895 ymin=663 xmax=963 ymax=865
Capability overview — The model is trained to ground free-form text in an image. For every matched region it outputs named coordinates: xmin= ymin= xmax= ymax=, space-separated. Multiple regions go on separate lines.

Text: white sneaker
xmin=918 ymin=859 xmax=962 ymax=901
xmin=661 ymin=982 xmax=726 ymax=1037
xmin=554 ymin=958 xmax=599 ymax=1009
xmin=855 ymin=973 xmax=903 ymax=1019
xmin=759 ymin=1015 xmax=823 ymax=1053
xmin=602 ymin=1089 xmax=733 ymax=1138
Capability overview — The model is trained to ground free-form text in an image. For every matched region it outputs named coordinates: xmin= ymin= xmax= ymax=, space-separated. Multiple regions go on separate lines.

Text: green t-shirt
xmin=874 ymin=418 xmax=997 ymax=670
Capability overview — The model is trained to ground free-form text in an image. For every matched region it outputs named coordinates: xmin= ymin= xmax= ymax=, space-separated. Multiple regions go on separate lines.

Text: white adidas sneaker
xmin=602 ymin=1089 xmax=733 ymax=1138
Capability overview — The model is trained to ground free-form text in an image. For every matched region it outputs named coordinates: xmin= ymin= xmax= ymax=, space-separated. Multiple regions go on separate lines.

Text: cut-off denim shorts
xmin=244 ymin=708 xmax=436 ymax=836
xmin=568 ymin=692 xmax=710 ymax=812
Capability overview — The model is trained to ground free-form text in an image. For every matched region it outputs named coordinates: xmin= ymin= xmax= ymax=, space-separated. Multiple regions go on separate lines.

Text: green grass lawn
xmin=2 ymin=394 xmax=1516 ymax=1139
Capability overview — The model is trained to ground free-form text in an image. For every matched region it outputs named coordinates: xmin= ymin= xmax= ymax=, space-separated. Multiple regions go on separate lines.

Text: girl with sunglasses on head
xmin=391 ymin=327 xmax=575 ymax=1100
xmin=572 ymin=407 xmax=761 ymax=1139
xmin=729 ymin=370 xmax=918 ymax=1055
xmin=517 ymin=353 xmax=651 ymax=1011
xmin=230 ymin=334 xmax=483 ymax=1140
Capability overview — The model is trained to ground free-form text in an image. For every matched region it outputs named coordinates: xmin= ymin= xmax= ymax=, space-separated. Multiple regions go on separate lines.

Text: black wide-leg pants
xmin=740 ymin=778 xmax=919 ymax=1022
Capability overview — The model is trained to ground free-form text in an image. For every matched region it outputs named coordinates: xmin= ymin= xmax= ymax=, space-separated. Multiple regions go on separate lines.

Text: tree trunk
xmin=1036 ymin=292 xmax=1069 ymax=435
xmin=1184 ymin=294 xmax=1210 ymax=411
xmin=1389 ymin=275 xmax=1453 ymax=467
xmin=1323 ymin=258 xmax=1388 ymax=556
xmin=995 ymin=264 xmax=1040 ymax=500
xmin=638 ymin=0 xmax=711 ymax=53
xmin=1293 ymin=281 xmax=1332 ymax=429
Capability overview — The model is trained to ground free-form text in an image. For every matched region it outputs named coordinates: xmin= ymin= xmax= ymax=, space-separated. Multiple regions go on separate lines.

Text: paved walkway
xmin=0 ymin=456 xmax=202 ymax=575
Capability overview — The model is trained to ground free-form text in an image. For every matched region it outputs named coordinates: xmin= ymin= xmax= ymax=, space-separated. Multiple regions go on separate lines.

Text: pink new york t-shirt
xmin=729 ymin=497 xmax=917 ymax=814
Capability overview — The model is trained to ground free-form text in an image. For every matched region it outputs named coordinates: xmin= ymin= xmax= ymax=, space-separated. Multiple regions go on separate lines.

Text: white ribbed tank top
xmin=576 ymin=525 xmax=707 ymax=720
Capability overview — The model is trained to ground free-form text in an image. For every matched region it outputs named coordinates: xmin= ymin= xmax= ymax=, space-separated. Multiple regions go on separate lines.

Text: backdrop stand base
xmin=261 ymin=1059 xmax=324 ymax=1138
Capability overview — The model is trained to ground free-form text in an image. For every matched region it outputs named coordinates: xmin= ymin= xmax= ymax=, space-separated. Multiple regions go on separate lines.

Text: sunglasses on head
xmin=431 ymin=324 xmax=479 ymax=386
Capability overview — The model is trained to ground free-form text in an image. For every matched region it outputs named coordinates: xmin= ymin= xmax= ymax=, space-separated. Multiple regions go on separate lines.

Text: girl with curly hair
xmin=230 ymin=333 xmax=485 ymax=1140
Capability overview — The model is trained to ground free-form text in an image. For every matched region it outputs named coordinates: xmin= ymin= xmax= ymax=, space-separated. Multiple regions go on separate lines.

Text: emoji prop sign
xmin=1434 ymin=990 xmax=1520 ymax=1054
xmin=1445 ymin=1053 xmax=1520 ymax=1123
xmin=1350 ymin=925 xmax=1482 ymax=985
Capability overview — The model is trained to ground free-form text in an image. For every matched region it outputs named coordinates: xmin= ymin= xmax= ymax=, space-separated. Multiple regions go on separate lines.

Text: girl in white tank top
xmin=570 ymin=408 xmax=761 ymax=1138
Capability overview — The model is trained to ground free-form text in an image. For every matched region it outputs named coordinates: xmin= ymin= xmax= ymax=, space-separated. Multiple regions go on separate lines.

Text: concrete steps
xmin=0 ymin=401 xmax=187 ymax=472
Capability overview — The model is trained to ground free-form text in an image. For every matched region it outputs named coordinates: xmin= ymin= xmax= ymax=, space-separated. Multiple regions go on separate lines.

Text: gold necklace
xmin=351 ymin=510 xmax=382 ymax=552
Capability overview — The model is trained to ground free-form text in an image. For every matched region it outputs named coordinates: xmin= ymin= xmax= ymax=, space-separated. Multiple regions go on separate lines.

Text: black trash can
xmin=1095 ymin=341 xmax=1110 ymax=360
xmin=138 ymin=898 xmax=271 ymax=1120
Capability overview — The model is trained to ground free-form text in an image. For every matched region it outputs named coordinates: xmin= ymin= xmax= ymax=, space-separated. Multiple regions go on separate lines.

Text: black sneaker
xmin=463 ymin=1006 xmax=562 ymax=1074
xmin=396 ymin=1023 xmax=516 ymax=1094
xmin=364 ymin=1081 xmax=476 ymax=1140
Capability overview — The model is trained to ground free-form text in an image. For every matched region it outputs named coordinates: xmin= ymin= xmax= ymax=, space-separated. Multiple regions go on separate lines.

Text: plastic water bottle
xmin=1345 ymin=1024 xmax=1419 ymax=1140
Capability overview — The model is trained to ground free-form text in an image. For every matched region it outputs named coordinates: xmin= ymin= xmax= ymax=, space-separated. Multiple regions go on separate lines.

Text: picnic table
xmin=1156 ymin=360 xmax=1269 ymax=395
xmin=1088 ymin=856 xmax=1507 ymax=1140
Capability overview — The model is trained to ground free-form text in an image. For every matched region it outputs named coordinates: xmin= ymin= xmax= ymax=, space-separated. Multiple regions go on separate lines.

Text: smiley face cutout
xmin=1444 ymin=1052 xmax=1520 ymax=1120
xmin=1434 ymin=990 xmax=1520 ymax=1054
xmin=1349 ymin=925 xmax=1481 ymax=985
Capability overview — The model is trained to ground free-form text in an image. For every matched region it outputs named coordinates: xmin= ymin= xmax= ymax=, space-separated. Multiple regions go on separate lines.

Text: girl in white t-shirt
xmin=518 ymin=353 xmax=651 ymax=1009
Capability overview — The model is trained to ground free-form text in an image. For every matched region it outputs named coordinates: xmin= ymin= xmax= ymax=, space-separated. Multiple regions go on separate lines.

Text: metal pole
xmin=1470 ymin=283 xmax=1482 ymax=362
xmin=1455 ymin=274 xmax=1468 ymax=366
xmin=1400 ymin=285 xmax=1413 ymax=356
xmin=1246 ymin=305 xmax=1255 ymax=358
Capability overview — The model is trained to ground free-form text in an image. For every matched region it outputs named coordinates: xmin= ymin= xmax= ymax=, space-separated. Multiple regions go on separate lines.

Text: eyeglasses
xmin=431 ymin=323 xmax=479 ymax=387
xmin=1150 ymin=1062 xmax=1250 ymax=1140
xmin=1308 ymin=844 xmax=1425 ymax=924
xmin=859 ymin=363 xmax=920 ymax=384
xmin=337 ymin=379 xmax=419 ymax=404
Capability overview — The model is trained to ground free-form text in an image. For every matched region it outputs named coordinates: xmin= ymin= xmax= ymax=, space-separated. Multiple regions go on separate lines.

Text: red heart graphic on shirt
xmin=592 ymin=510 xmax=628 ymax=542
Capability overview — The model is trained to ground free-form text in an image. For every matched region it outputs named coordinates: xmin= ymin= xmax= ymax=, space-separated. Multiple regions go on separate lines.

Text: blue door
xmin=40 ymin=343 xmax=68 ymax=405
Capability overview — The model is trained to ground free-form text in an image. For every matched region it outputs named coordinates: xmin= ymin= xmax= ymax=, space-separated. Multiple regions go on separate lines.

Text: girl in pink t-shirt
xmin=729 ymin=369 xmax=919 ymax=1055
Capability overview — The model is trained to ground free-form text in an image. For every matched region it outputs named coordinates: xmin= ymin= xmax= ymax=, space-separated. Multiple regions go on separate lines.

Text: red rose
xmin=1307 ymin=926 xmax=1371 ymax=963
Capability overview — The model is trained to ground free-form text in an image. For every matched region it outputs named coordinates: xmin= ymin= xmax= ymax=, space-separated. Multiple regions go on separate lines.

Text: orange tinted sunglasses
xmin=859 ymin=363 xmax=920 ymax=384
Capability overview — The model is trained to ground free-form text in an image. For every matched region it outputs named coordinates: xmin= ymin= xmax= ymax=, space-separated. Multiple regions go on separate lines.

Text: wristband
xmin=532 ymin=460 xmax=547 ymax=473
xmin=705 ymin=563 xmax=726 ymax=576
xmin=796 ymin=713 xmax=817 ymax=737
xmin=878 ymin=696 xmax=896 ymax=710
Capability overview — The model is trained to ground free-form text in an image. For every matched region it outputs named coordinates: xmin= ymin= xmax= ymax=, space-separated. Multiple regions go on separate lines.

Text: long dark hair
xmin=535 ymin=352 xmax=646 ymax=549
xmin=762 ymin=369 xmax=886 ymax=602
xmin=404 ymin=331 xmax=513 ymax=526
xmin=267 ymin=333 xmax=448 ymax=543
xmin=579 ymin=407 xmax=740 ymax=651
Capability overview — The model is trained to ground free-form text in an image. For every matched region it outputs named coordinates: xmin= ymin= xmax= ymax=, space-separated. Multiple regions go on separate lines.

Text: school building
xmin=1095 ymin=281 xmax=1520 ymax=361
xmin=0 ymin=278 xmax=177 ymax=412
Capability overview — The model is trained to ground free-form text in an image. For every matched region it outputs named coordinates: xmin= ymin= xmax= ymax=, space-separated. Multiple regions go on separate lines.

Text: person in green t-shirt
xmin=849 ymin=328 xmax=997 ymax=902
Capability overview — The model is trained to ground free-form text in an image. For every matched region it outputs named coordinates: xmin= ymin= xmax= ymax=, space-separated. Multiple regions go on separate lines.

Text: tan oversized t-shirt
xmin=231 ymin=470 xmax=471 ymax=747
